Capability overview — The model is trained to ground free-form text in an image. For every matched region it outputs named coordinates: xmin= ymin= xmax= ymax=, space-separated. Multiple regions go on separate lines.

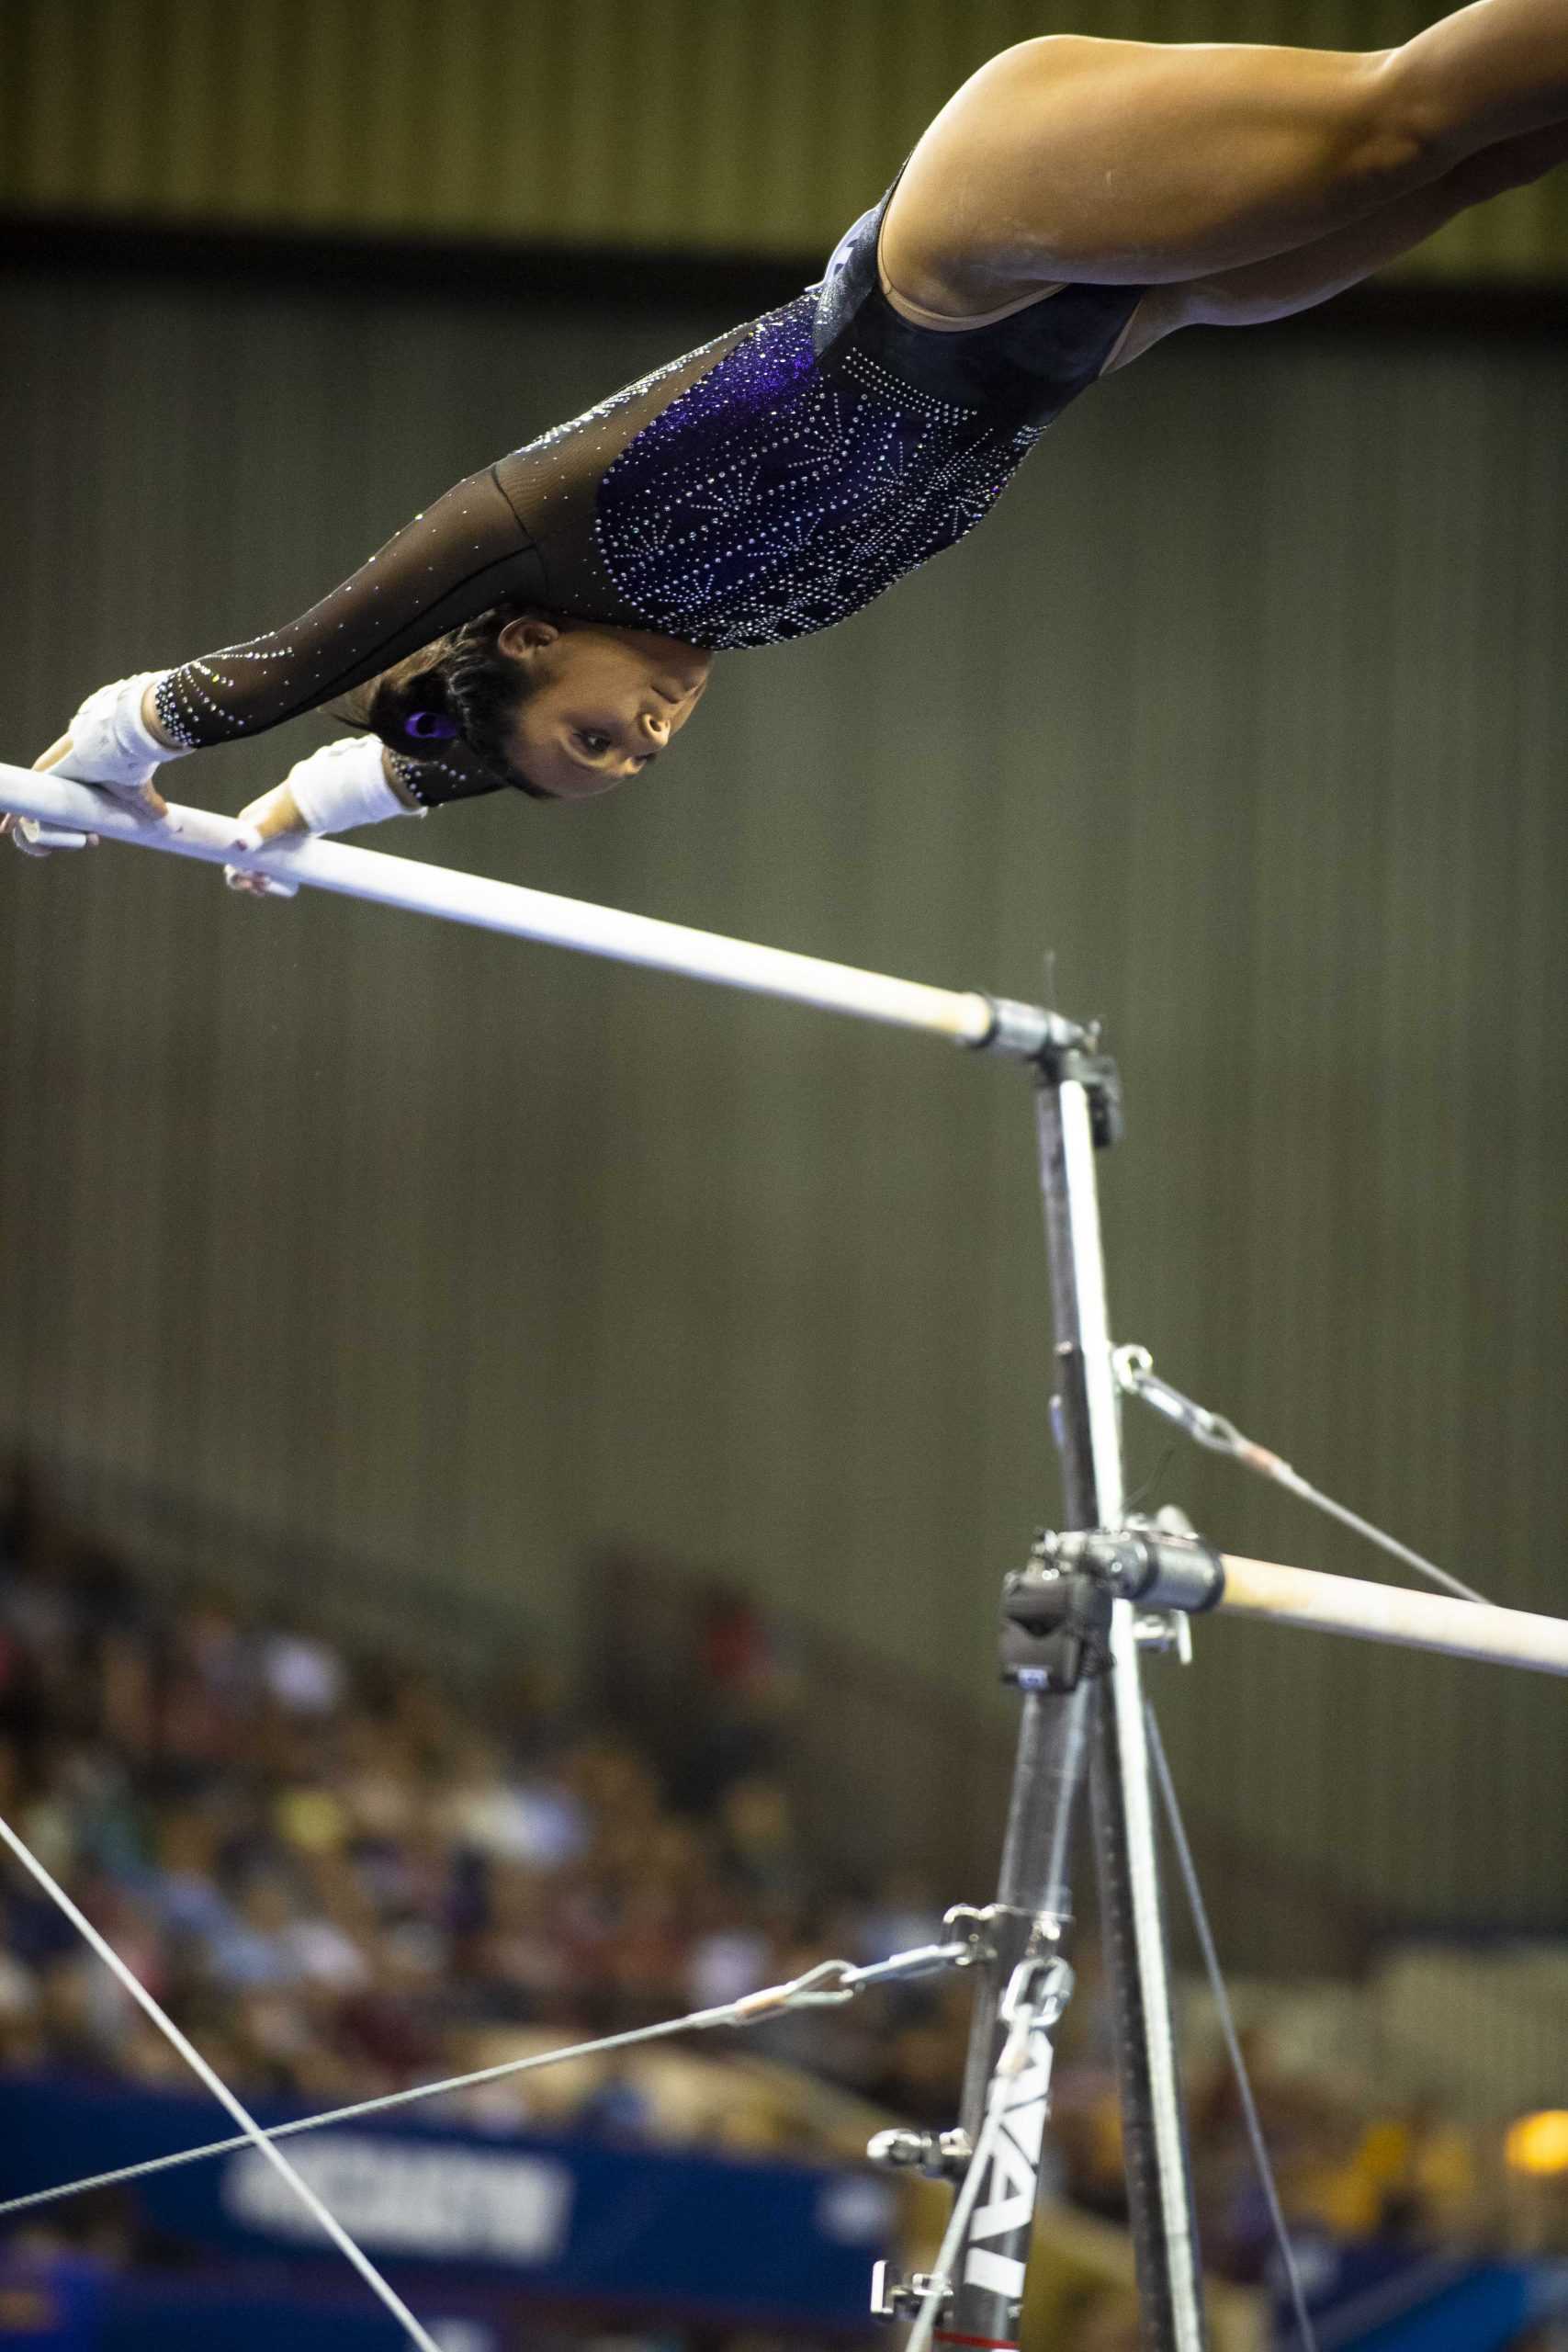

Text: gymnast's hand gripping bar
xmin=0 ymin=762 xmax=1062 ymax=1059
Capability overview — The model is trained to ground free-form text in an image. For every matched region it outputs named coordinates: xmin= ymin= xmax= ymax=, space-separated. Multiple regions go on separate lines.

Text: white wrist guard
xmin=284 ymin=737 xmax=420 ymax=834
xmin=58 ymin=673 xmax=189 ymax=798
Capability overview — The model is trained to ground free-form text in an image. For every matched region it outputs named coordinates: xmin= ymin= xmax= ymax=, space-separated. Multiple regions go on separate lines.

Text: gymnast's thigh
xmin=880 ymin=33 xmax=1417 ymax=305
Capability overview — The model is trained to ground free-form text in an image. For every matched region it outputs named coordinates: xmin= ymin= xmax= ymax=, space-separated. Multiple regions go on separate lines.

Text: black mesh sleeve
xmin=152 ymin=463 xmax=547 ymax=753
xmin=382 ymin=738 xmax=512 ymax=811
xmin=148 ymin=317 xmax=754 ymax=809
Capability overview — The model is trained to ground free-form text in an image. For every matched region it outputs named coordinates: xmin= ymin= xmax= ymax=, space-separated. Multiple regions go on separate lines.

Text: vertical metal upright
xmin=942 ymin=1048 xmax=1207 ymax=2352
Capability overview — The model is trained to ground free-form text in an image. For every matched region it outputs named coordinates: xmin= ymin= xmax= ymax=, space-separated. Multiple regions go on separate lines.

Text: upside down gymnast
xmin=12 ymin=6 xmax=1568 ymax=886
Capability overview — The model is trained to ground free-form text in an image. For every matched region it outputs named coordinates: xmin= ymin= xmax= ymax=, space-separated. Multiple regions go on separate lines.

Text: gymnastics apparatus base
xmin=4 ymin=757 xmax=1565 ymax=2352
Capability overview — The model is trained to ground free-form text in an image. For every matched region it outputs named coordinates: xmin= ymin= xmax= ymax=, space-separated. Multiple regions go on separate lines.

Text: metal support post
xmin=1050 ymin=1064 xmax=1208 ymax=2350
xmin=939 ymin=1052 xmax=1206 ymax=2352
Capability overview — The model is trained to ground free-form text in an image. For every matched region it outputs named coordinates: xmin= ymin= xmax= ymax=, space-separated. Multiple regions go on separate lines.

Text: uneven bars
xmin=0 ymin=763 xmax=1058 ymax=1058
xmin=1218 ymin=1555 xmax=1568 ymax=1678
xmin=19 ymin=767 xmax=1561 ymax=1678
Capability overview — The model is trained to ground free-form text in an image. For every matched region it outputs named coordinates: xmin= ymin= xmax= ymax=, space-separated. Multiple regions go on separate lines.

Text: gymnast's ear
xmin=496 ymin=614 xmax=560 ymax=659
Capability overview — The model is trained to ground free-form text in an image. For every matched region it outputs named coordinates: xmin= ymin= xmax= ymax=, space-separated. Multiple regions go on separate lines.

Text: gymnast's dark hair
xmin=359 ymin=601 xmax=554 ymax=799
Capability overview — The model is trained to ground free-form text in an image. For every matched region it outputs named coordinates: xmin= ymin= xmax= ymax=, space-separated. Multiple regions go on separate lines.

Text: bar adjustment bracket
xmin=1034 ymin=1020 xmax=1124 ymax=1148
xmin=1001 ymin=1521 xmax=1224 ymax=1690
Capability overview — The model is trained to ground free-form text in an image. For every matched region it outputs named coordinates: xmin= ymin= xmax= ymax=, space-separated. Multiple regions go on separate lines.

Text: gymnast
xmin=12 ymin=6 xmax=1568 ymax=888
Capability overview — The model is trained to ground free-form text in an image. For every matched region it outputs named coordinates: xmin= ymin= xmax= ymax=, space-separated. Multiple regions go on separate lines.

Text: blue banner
xmin=1273 ymin=2233 xmax=1568 ymax=2351
xmin=0 ymin=2261 xmax=513 ymax=2352
xmin=0 ymin=2075 xmax=897 ymax=2335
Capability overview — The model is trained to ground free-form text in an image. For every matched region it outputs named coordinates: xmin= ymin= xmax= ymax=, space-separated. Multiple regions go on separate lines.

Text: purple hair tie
xmin=404 ymin=709 xmax=459 ymax=741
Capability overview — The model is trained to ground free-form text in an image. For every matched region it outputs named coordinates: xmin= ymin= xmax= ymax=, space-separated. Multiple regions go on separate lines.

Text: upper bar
xmin=1219 ymin=1555 xmax=1568 ymax=1678
xmin=0 ymin=763 xmax=1057 ymax=1057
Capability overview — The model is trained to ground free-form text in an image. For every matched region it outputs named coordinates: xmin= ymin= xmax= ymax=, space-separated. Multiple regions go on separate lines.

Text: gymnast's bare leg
xmin=881 ymin=3 xmax=1568 ymax=311
xmin=1099 ymin=119 xmax=1568 ymax=363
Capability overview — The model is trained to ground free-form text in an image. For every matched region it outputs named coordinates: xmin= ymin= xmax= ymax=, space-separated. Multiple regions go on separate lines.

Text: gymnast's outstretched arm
xmin=1 ymin=458 xmax=540 ymax=866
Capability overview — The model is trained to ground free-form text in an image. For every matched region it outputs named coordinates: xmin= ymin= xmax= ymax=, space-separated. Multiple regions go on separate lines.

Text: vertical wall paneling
xmin=5 ymin=0 xmax=1568 ymax=280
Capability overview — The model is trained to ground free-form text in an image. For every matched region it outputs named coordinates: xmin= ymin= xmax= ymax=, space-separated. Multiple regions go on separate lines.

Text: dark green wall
xmin=1 ymin=259 xmax=1564 ymax=1933
xmin=6 ymin=0 xmax=1568 ymax=283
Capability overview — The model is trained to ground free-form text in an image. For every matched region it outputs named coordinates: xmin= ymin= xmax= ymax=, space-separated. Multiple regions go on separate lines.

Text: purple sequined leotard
xmin=154 ymin=188 xmax=1142 ymax=806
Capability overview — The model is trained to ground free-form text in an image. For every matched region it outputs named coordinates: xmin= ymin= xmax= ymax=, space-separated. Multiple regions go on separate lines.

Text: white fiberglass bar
xmin=0 ymin=763 xmax=1053 ymax=1057
xmin=1219 ymin=1555 xmax=1568 ymax=1678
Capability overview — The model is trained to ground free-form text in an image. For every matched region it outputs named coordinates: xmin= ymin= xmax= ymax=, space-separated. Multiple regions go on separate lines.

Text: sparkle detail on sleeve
xmin=144 ymin=190 xmax=1139 ymax=801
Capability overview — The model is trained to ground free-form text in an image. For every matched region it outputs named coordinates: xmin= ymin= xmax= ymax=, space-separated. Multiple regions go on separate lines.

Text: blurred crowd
xmin=0 ymin=1467 xmax=1554 ymax=2312
xmin=0 ymin=1474 xmax=970 ymax=2160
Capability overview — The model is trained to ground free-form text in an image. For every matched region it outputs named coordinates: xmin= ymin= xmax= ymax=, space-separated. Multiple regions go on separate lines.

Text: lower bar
xmin=1218 ymin=1554 xmax=1568 ymax=1674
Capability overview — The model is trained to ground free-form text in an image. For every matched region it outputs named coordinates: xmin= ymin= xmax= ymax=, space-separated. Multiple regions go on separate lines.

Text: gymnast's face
xmin=496 ymin=616 xmax=712 ymax=801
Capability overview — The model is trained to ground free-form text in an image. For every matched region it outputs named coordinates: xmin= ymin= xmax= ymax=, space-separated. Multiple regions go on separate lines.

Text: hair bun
xmin=402 ymin=707 xmax=459 ymax=741
xmin=367 ymin=660 xmax=462 ymax=751
xmin=397 ymin=669 xmax=460 ymax=742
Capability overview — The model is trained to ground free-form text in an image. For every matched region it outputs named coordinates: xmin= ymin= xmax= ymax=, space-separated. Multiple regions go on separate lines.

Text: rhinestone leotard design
xmin=592 ymin=306 xmax=1043 ymax=650
xmin=154 ymin=187 xmax=1142 ymax=805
